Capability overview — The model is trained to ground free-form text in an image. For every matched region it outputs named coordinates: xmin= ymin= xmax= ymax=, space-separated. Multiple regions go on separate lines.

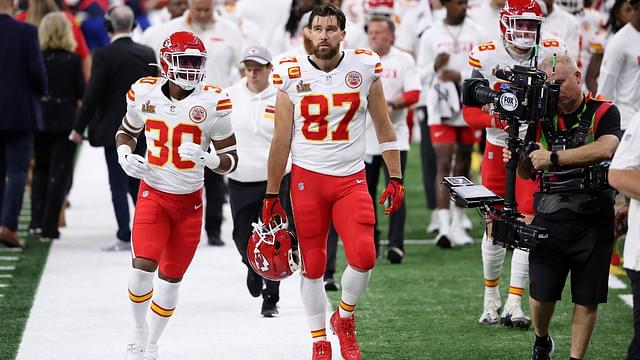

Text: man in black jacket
xmin=0 ymin=0 xmax=47 ymax=248
xmin=71 ymin=5 xmax=155 ymax=251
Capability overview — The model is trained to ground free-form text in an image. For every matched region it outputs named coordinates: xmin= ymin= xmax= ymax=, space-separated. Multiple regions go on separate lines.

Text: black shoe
xmin=247 ymin=268 xmax=263 ymax=298
xmin=261 ymin=296 xmax=279 ymax=318
xmin=207 ymin=234 xmax=224 ymax=246
xmin=531 ymin=336 xmax=554 ymax=360
xmin=435 ymin=234 xmax=452 ymax=249
xmin=324 ymin=278 xmax=339 ymax=291
xmin=387 ymin=246 xmax=404 ymax=264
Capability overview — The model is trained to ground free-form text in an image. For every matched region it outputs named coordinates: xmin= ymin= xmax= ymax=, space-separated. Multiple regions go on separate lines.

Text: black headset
xmin=104 ymin=6 xmax=138 ymax=33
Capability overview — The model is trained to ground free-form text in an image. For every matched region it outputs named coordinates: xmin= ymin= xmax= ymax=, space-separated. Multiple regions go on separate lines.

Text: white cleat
xmin=501 ymin=300 xmax=531 ymax=329
xmin=426 ymin=211 xmax=440 ymax=233
xmin=479 ymin=296 xmax=501 ymax=325
xmin=126 ymin=328 xmax=147 ymax=360
xmin=449 ymin=226 xmax=474 ymax=247
xmin=144 ymin=343 xmax=159 ymax=360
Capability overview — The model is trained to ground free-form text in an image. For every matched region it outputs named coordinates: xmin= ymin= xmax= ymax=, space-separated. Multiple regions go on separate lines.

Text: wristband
xmin=265 ymin=192 xmax=279 ymax=198
xmin=379 ymin=141 xmax=400 ymax=152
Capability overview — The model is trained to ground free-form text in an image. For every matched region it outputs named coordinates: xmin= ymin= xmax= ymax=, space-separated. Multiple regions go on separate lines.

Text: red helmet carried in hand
xmin=500 ymin=0 xmax=544 ymax=49
xmin=247 ymin=220 xmax=299 ymax=281
xmin=159 ymin=31 xmax=207 ymax=90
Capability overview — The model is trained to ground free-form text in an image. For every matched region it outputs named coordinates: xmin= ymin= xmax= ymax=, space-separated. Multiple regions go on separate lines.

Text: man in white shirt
xmin=226 ymin=46 xmax=294 ymax=318
xmin=138 ymin=0 xmax=243 ymax=246
xmin=609 ymin=111 xmax=640 ymax=360
xmin=468 ymin=0 xmax=506 ymax=40
xmin=542 ymin=0 xmax=581 ymax=57
xmin=365 ymin=16 xmax=420 ymax=263
xmin=597 ymin=0 xmax=640 ymax=130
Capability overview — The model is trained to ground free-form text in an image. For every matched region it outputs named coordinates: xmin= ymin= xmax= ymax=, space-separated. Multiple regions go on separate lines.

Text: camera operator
xmin=608 ymin=110 xmax=640 ymax=360
xmin=506 ymin=54 xmax=621 ymax=360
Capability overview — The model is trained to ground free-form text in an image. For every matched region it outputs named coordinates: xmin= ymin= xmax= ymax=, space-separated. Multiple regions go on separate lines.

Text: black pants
xmin=104 ymin=144 xmax=144 ymax=242
xmin=418 ymin=108 xmax=437 ymax=210
xmin=30 ymin=132 xmax=76 ymax=238
xmin=365 ymin=151 xmax=408 ymax=253
xmin=228 ymin=175 xmax=294 ymax=300
xmin=0 ymin=130 xmax=33 ymax=231
xmin=204 ymin=169 xmax=226 ymax=239
xmin=628 ymin=268 xmax=640 ymax=360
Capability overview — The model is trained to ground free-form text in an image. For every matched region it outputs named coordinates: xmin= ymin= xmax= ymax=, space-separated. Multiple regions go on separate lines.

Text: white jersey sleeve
xmin=124 ymin=77 xmax=160 ymax=133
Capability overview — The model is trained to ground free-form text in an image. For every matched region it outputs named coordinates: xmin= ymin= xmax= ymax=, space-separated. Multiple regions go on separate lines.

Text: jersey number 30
xmin=146 ymin=120 xmax=202 ymax=169
xmin=301 ymin=93 xmax=360 ymax=141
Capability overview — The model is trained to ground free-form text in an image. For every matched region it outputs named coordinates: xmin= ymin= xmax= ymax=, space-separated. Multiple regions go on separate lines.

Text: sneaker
xmin=501 ymin=300 xmax=532 ymax=329
xmin=478 ymin=295 xmax=502 ymax=325
xmin=324 ymin=278 xmax=339 ymax=292
xmin=126 ymin=328 xmax=147 ymax=360
xmin=426 ymin=211 xmax=439 ymax=233
xmin=449 ymin=226 xmax=473 ymax=247
xmin=261 ymin=296 xmax=279 ymax=318
xmin=435 ymin=233 xmax=452 ymax=249
xmin=531 ymin=336 xmax=555 ymax=360
xmin=246 ymin=268 xmax=263 ymax=298
xmin=387 ymin=246 xmax=404 ymax=264
xmin=312 ymin=340 xmax=332 ymax=360
xmin=102 ymin=240 xmax=131 ymax=252
xmin=144 ymin=343 xmax=158 ymax=360
xmin=207 ymin=234 xmax=224 ymax=246
xmin=330 ymin=310 xmax=361 ymax=360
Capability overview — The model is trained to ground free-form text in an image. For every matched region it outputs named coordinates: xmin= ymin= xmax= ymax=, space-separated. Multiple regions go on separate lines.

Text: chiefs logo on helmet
xmin=247 ymin=220 xmax=299 ymax=281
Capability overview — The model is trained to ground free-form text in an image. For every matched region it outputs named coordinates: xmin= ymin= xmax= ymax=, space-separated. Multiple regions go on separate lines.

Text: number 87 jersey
xmin=273 ymin=49 xmax=383 ymax=176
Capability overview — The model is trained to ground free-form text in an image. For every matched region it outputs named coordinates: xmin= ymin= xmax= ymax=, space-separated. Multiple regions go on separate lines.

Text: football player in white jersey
xmin=417 ymin=0 xmax=488 ymax=248
xmin=463 ymin=0 xmax=567 ymax=329
xmin=469 ymin=0 xmax=507 ymax=41
xmin=264 ymin=5 xmax=404 ymax=360
xmin=116 ymin=32 xmax=238 ymax=360
xmin=541 ymin=0 xmax=581 ymax=57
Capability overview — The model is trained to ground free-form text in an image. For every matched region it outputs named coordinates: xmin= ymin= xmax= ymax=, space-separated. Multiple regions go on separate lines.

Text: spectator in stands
xmin=31 ymin=12 xmax=84 ymax=242
xmin=16 ymin=0 xmax=91 ymax=80
xmin=70 ymin=5 xmax=155 ymax=251
xmin=0 ymin=0 xmax=47 ymax=248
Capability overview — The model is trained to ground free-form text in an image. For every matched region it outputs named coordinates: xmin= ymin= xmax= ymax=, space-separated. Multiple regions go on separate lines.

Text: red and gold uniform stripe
xmin=311 ymin=328 xmax=327 ymax=339
xmin=264 ymin=105 xmax=275 ymax=119
xmin=509 ymin=286 xmax=525 ymax=297
xmin=272 ymin=74 xmax=283 ymax=85
xmin=339 ymin=299 xmax=356 ymax=313
xmin=469 ymin=56 xmax=481 ymax=68
xmin=216 ymin=99 xmax=232 ymax=111
xmin=150 ymin=301 xmax=175 ymax=318
xmin=128 ymin=289 xmax=153 ymax=303
xmin=127 ymin=89 xmax=136 ymax=102
xmin=484 ymin=278 xmax=500 ymax=288
xmin=374 ymin=62 xmax=383 ymax=74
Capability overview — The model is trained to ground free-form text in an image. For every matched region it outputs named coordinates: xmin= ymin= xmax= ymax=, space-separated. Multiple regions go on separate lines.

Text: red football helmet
xmin=247 ymin=220 xmax=299 ymax=282
xmin=500 ymin=0 xmax=544 ymax=49
xmin=366 ymin=0 xmax=394 ymax=16
xmin=159 ymin=31 xmax=207 ymax=90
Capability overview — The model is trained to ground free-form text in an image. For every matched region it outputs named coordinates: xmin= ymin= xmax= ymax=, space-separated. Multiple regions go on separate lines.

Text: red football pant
xmin=430 ymin=124 xmax=481 ymax=145
xmin=132 ymin=181 xmax=203 ymax=279
xmin=290 ymin=165 xmax=376 ymax=279
xmin=481 ymin=142 xmax=537 ymax=215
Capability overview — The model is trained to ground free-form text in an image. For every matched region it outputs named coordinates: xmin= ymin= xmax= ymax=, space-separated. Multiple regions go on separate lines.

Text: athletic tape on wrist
xmin=379 ymin=141 xmax=400 ymax=152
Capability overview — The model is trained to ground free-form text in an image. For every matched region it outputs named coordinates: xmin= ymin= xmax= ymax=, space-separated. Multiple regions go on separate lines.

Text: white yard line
xmin=0 ymin=256 xmax=19 ymax=261
xmin=609 ymin=274 xmax=628 ymax=290
xmin=0 ymin=266 xmax=16 ymax=271
xmin=620 ymin=294 xmax=633 ymax=307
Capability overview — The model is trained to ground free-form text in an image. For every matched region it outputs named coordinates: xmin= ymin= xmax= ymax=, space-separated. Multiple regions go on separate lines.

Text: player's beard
xmin=313 ymin=42 xmax=340 ymax=60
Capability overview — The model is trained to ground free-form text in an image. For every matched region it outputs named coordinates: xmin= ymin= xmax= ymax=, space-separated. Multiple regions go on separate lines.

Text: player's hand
xmin=379 ymin=177 xmax=405 ymax=215
xmin=614 ymin=203 xmax=629 ymax=238
xmin=528 ymin=143 xmax=552 ymax=170
xmin=178 ymin=142 xmax=220 ymax=169
xmin=117 ymin=145 xmax=147 ymax=179
xmin=439 ymin=69 xmax=461 ymax=83
xmin=434 ymin=53 xmax=450 ymax=72
xmin=261 ymin=194 xmax=287 ymax=227
xmin=502 ymin=147 xmax=512 ymax=164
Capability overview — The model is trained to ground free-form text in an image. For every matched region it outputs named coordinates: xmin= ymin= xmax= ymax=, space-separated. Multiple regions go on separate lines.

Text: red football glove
xmin=262 ymin=193 xmax=288 ymax=227
xmin=379 ymin=177 xmax=405 ymax=215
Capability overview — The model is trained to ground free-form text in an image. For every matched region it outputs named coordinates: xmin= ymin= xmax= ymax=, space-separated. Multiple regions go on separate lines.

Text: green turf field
xmin=0 ymin=144 xmax=633 ymax=359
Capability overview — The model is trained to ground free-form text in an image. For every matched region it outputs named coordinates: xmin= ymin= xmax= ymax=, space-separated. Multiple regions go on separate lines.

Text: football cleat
xmin=435 ymin=233 xmax=452 ymax=249
xmin=312 ymin=340 xmax=332 ymax=360
xmin=324 ymin=278 xmax=339 ymax=292
xmin=531 ymin=336 xmax=554 ymax=360
xmin=144 ymin=343 xmax=158 ymax=360
xmin=478 ymin=295 xmax=502 ymax=325
xmin=126 ymin=328 xmax=147 ymax=360
xmin=449 ymin=226 xmax=474 ymax=247
xmin=330 ymin=310 xmax=361 ymax=360
xmin=426 ymin=211 xmax=440 ymax=233
xmin=501 ymin=300 xmax=532 ymax=329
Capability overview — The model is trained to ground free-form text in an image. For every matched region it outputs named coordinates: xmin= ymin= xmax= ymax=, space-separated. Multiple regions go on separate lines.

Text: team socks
xmin=339 ymin=266 xmax=370 ymax=318
xmin=301 ymin=277 xmax=328 ymax=342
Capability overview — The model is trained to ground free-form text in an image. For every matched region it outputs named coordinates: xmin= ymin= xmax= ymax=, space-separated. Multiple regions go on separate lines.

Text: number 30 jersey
xmin=124 ymin=77 xmax=234 ymax=194
xmin=272 ymin=50 xmax=382 ymax=176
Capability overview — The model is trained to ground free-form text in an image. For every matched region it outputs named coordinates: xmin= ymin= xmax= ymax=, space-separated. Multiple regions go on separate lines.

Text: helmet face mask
xmin=160 ymin=32 xmax=208 ymax=90
xmin=556 ymin=0 xmax=583 ymax=14
xmin=500 ymin=0 xmax=544 ymax=50
xmin=247 ymin=219 xmax=299 ymax=282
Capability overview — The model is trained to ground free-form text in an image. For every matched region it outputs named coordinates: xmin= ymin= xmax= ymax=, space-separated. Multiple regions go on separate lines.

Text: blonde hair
xmin=540 ymin=54 xmax=578 ymax=73
xmin=39 ymin=12 xmax=77 ymax=52
xmin=26 ymin=0 xmax=59 ymax=27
